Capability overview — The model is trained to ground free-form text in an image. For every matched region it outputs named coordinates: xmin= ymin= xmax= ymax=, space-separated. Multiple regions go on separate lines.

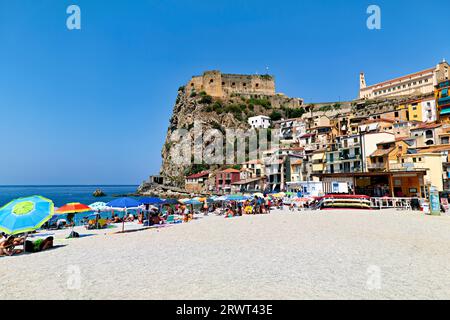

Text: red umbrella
xmin=56 ymin=203 xmax=91 ymax=236
xmin=56 ymin=202 xmax=91 ymax=214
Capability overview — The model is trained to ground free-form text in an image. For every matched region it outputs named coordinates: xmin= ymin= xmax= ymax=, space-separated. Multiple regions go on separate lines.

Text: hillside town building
xmin=178 ymin=63 xmax=450 ymax=201
xmin=359 ymin=60 xmax=450 ymax=99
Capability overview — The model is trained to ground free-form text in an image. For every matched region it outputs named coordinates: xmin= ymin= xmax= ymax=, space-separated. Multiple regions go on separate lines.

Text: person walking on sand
xmin=203 ymin=201 xmax=209 ymax=216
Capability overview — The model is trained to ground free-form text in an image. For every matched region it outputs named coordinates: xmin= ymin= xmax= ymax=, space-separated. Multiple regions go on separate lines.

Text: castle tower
xmin=359 ymin=72 xmax=367 ymax=89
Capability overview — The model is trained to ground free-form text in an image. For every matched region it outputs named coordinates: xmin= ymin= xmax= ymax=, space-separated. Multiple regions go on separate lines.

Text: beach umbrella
xmin=57 ymin=202 xmax=91 ymax=214
xmin=225 ymin=195 xmax=249 ymax=201
xmin=184 ymin=199 xmax=202 ymax=205
xmin=162 ymin=199 xmax=181 ymax=205
xmin=106 ymin=197 xmax=141 ymax=209
xmin=253 ymin=193 xmax=264 ymax=198
xmin=106 ymin=198 xmax=141 ymax=232
xmin=139 ymin=197 xmax=164 ymax=205
xmin=56 ymin=202 xmax=91 ymax=235
xmin=0 ymin=195 xmax=54 ymax=235
xmin=214 ymin=196 xmax=227 ymax=202
xmin=89 ymin=202 xmax=108 ymax=211
xmin=138 ymin=198 xmax=164 ymax=225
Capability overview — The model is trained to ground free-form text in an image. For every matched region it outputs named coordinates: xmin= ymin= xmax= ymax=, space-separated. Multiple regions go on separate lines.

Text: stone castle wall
xmin=187 ymin=70 xmax=276 ymax=98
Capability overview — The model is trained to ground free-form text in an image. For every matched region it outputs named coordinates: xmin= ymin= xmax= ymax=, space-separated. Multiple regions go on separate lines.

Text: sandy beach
xmin=2 ymin=208 xmax=450 ymax=300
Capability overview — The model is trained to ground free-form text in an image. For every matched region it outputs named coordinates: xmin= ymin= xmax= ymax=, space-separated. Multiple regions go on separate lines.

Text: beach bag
xmin=67 ymin=231 xmax=80 ymax=239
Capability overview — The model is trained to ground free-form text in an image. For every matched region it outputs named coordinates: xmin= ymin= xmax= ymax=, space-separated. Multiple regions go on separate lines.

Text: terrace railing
xmin=370 ymin=197 xmax=421 ymax=210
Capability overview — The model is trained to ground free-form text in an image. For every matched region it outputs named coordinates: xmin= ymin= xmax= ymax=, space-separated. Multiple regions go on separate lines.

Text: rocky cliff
xmin=159 ymin=83 xmax=305 ymax=189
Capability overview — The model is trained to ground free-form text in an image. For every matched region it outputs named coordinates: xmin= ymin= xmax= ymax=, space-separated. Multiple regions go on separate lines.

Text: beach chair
xmin=166 ymin=215 xmax=182 ymax=224
xmin=166 ymin=215 xmax=175 ymax=224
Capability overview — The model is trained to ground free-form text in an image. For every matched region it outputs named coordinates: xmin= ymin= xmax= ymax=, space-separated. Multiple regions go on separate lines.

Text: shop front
xmin=314 ymin=171 xmax=427 ymax=198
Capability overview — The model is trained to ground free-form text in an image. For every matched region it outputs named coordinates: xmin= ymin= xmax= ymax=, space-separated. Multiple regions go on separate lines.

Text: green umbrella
xmin=0 ymin=195 xmax=54 ymax=235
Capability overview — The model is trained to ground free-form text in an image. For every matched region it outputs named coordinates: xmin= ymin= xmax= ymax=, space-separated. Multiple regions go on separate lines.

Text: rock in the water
xmin=93 ymin=189 xmax=106 ymax=197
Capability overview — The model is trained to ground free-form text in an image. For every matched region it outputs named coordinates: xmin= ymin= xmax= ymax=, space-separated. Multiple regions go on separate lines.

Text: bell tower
xmin=360 ymin=72 xmax=367 ymax=89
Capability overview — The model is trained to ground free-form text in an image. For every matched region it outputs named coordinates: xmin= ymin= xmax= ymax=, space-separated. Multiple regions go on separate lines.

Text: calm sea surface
xmin=0 ymin=185 xmax=139 ymax=207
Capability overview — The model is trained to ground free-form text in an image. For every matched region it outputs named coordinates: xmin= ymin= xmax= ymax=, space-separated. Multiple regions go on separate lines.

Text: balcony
xmin=328 ymin=167 xmax=362 ymax=174
xmin=339 ymin=154 xmax=361 ymax=161
xmin=389 ymin=163 xmax=429 ymax=171
xmin=367 ymin=163 xmax=387 ymax=170
xmin=438 ymin=96 xmax=450 ymax=106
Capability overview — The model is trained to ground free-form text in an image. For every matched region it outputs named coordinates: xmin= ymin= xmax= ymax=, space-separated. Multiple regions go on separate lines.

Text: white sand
xmin=2 ymin=209 xmax=450 ymax=300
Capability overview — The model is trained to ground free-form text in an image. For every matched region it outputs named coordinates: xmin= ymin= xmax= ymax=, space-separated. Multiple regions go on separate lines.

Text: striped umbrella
xmin=57 ymin=203 xmax=91 ymax=232
xmin=0 ymin=196 xmax=54 ymax=235
xmin=57 ymin=202 xmax=91 ymax=214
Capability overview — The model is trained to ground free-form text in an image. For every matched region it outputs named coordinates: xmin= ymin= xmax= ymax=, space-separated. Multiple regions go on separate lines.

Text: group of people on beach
xmin=0 ymin=232 xmax=54 ymax=257
xmin=85 ymin=195 xmax=288 ymax=228
xmin=0 ymin=195 xmax=300 ymax=257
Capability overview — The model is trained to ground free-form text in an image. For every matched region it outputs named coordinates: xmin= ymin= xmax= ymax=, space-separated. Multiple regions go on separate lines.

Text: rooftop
xmin=186 ymin=171 xmax=209 ymax=179
xmin=219 ymin=168 xmax=241 ymax=173
xmin=411 ymin=122 xmax=442 ymax=130
xmin=416 ymin=144 xmax=450 ymax=153
xmin=363 ymin=67 xmax=435 ymax=90
xmin=370 ymin=148 xmax=394 ymax=157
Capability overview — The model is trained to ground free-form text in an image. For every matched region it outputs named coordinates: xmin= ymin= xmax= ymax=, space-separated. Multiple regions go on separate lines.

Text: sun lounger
xmin=166 ymin=215 xmax=182 ymax=224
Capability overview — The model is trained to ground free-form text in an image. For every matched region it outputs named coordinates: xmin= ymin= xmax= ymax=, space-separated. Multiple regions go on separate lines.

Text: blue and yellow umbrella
xmin=0 ymin=196 xmax=54 ymax=235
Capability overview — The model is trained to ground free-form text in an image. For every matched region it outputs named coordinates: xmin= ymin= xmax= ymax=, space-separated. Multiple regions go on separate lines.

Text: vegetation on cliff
xmin=160 ymin=86 xmax=307 ymax=187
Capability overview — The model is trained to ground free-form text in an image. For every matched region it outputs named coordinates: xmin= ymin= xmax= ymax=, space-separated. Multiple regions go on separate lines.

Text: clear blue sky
xmin=1 ymin=0 xmax=449 ymax=185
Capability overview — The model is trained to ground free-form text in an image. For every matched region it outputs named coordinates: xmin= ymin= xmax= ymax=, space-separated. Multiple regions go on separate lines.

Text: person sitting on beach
xmin=137 ymin=212 xmax=144 ymax=224
xmin=225 ymin=208 xmax=235 ymax=218
xmin=289 ymin=203 xmax=295 ymax=212
xmin=1 ymin=234 xmax=25 ymax=246
xmin=0 ymin=235 xmax=24 ymax=256
xmin=182 ymin=210 xmax=191 ymax=223
xmin=24 ymin=237 xmax=54 ymax=253
xmin=151 ymin=214 xmax=163 ymax=225
xmin=124 ymin=213 xmax=135 ymax=222
xmin=56 ymin=219 xmax=67 ymax=229
xmin=112 ymin=214 xmax=122 ymax=223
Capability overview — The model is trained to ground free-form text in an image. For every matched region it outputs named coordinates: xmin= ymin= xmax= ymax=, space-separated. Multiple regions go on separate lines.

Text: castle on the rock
xmin=186 ymin=70 xmax=276 ymax=98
